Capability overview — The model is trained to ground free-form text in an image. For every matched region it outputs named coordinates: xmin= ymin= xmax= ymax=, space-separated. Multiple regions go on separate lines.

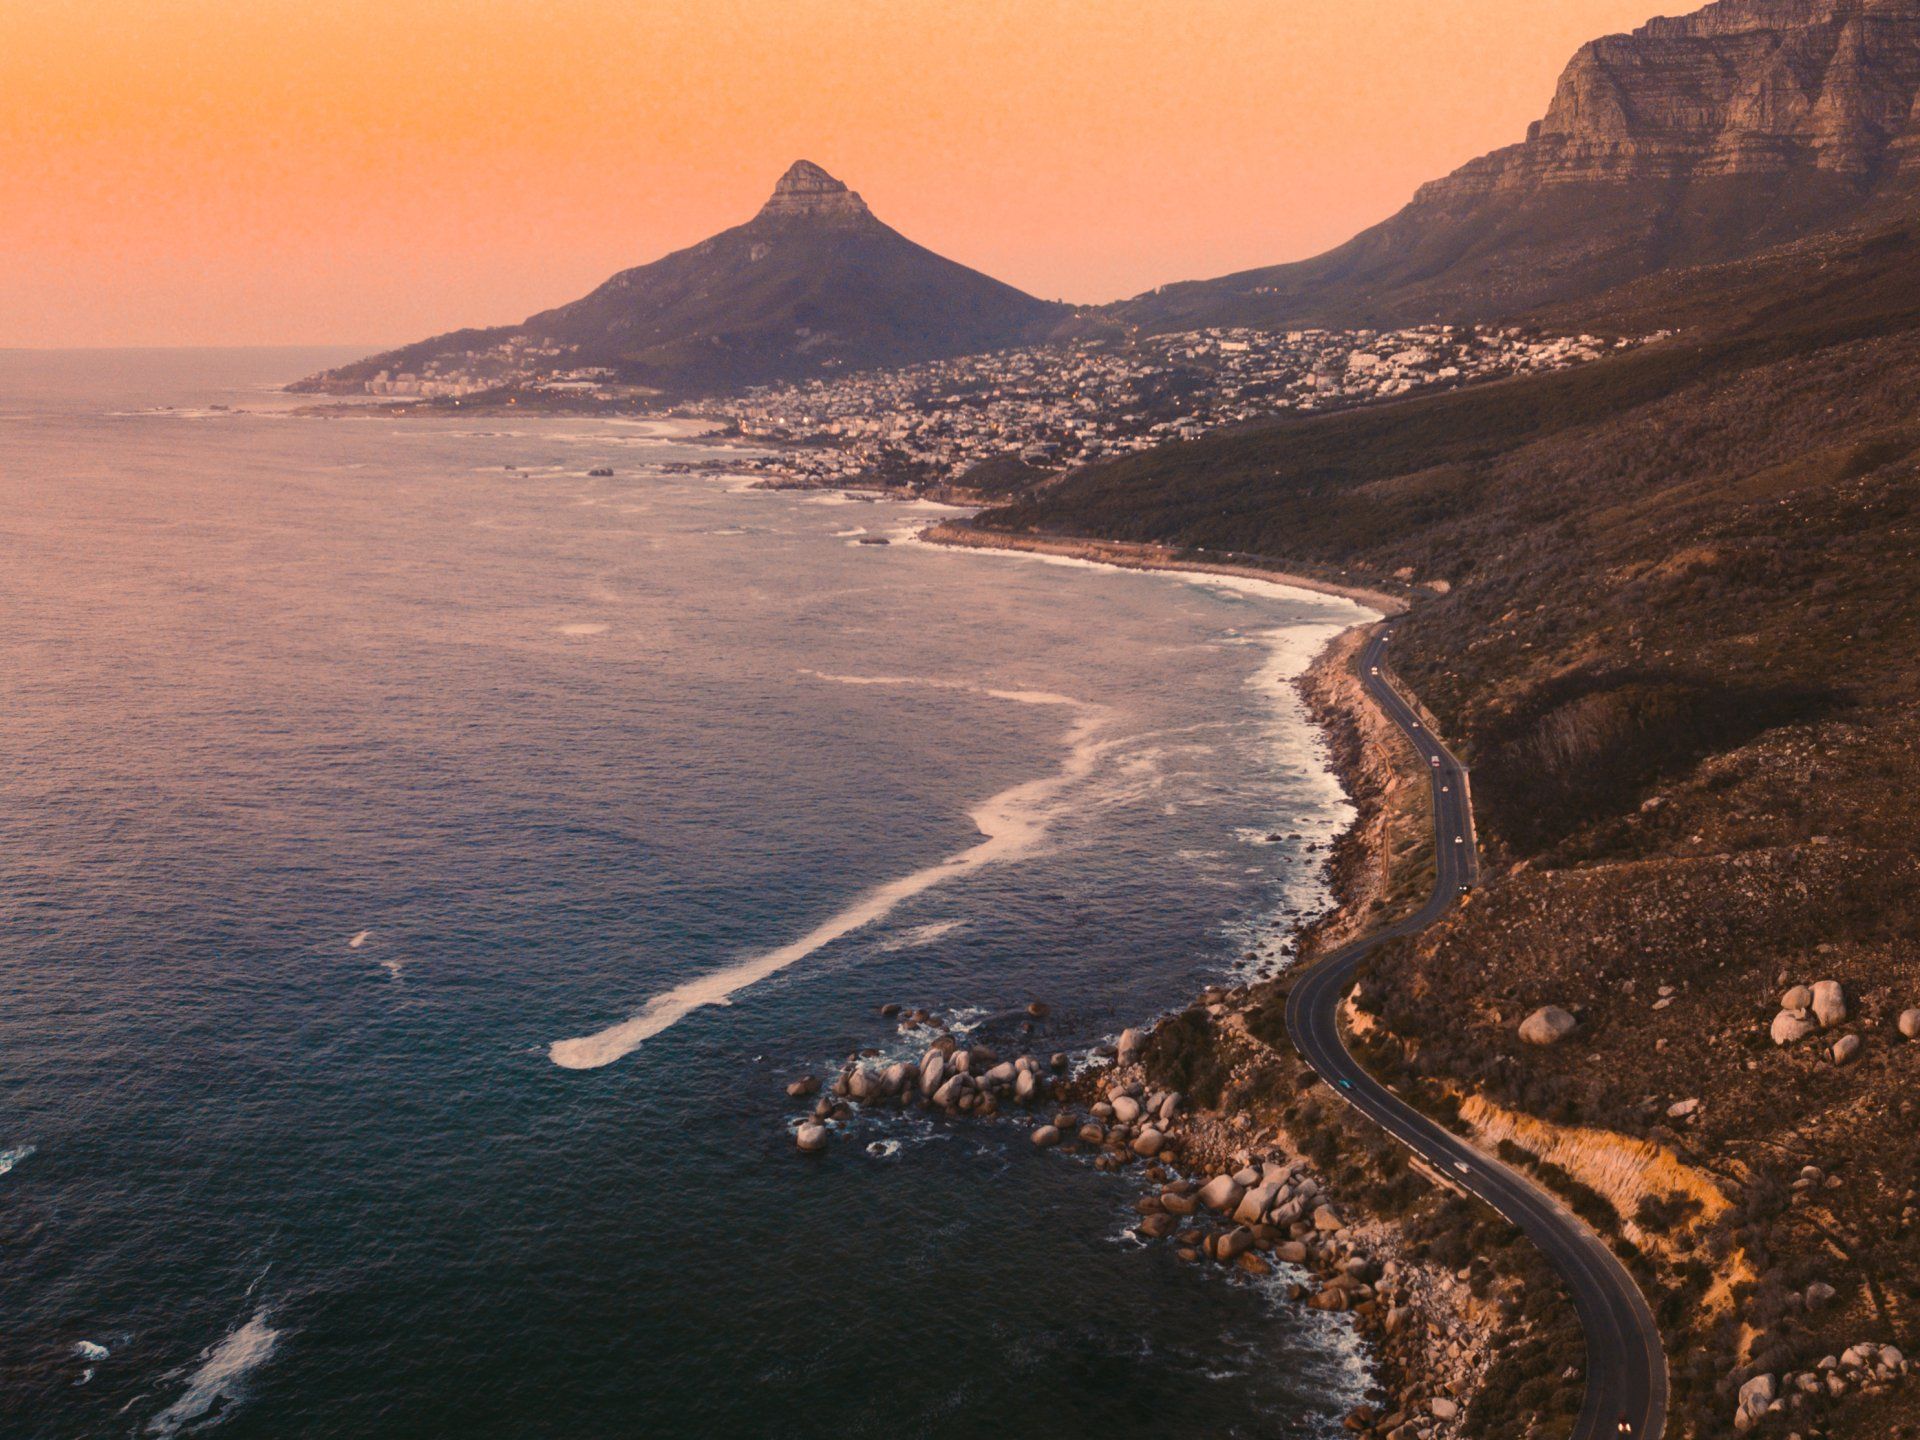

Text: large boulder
xmin=1831 ymin=1034 xmax=1863 ymax=1065
xmin=1111 ymin=1095 xmax=1142 ymax=1125
xmin=795 ymin=1122 xmax=829 ymax=1153
xmin=1234 ymin=1180 xmax=1283 ymax=1227
xmin=1772 ymin=1010 xmax=1819 ymax=1046
xmin=1811 ymin=980 xmax=1848 ymax=1028
xmin=1781 ymin=985 xmax=1813 ymax=1012
xmin=919 ymin=1048 xmax=947 ymax=1096
xmin=1130 ymin=1129 xmax=1166 ymax=1158
xmin=1734 ymin=1373 xmax=1776 ymax=1432
xmin=1899 ymin=1008 xmax=1920 ymax=1040
xmin=1117 ymin=1028 xmax=1145 ymax=1065
xmin=1030 ymin=1125 xmax=1061 ymax=1148
xmin=1197 ymin=1175 xmax=1245 ymax=1213
xmin=1214 ymin=1227 xmax=1255 ymax=1262
xmin=1519 ymin=1006 xmax=1579 ymax=1045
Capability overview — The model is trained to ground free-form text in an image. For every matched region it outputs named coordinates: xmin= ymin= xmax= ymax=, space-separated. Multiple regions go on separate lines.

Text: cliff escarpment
xmin=1119 ymin=0 xmax=1920 ymax=330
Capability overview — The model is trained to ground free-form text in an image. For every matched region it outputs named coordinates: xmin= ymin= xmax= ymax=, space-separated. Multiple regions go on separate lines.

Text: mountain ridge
xmin=1118 ymin=0 xmax=1920 ymax=332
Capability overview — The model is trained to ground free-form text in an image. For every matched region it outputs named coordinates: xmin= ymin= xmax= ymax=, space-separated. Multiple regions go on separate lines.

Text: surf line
xmin=548 ymin=681 xmax=1109 ymax=1071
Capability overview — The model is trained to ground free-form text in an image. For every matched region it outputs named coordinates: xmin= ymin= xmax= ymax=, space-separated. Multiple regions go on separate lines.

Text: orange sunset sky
xmin=2 ymin=1 xmax=1668 ymax=350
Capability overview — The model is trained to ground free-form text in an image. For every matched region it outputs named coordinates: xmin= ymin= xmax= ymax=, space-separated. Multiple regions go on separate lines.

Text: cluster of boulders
xmin=791 ymin=1000 xmax=1485 ymax=1436
xmin=1128 ymin=1157 xmax=1343 ymax=1273
xmin=1128 ymin=1155 xmax=1473 ymax=1437
xmin=1768 ymin=980 xmax=1861 ymax=1062
xmin=1734 ymin=1342 xmax=1909 ymax=1431
xmin=789 ymin=1029 xmax=1069 ymax=1151
xmin=1031 ymin=1065 xmax=1180 ymax=1169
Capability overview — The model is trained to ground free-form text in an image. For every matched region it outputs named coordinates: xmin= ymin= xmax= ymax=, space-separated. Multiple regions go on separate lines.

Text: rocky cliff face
xmin=1424 ymin=0 xmax=1920 ymax=198
xmin=750 ymin=159 xmax=874 ymax=224
xmin=1119 ymin=0 xmax=1920 ymax=330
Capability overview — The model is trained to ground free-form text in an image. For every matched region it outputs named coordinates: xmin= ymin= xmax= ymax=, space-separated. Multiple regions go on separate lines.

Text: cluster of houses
xmin=697 ymin=325 xmax=1643 ymax=489
xmin=353 ymin=340 xmax=612 ymax=399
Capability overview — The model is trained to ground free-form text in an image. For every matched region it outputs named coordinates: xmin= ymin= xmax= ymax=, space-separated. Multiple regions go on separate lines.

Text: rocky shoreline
xmin=779 ymin=533 xmax=1506 ymax=1437
xmin=786 ymin=982 xmax=1494 ymax=1438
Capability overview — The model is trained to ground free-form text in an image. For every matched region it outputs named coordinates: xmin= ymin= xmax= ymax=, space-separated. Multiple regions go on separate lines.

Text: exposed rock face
xmin=751 ymin=159 xmax=873 ymax=224
xmin=1119 ymin=0 xmax=1920 ymax=330
xmin=1425 ymin=0 xmax=1920 ymax=202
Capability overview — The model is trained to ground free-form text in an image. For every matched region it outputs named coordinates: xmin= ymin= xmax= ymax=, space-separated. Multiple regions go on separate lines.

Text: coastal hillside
xmin=966 ymin=216 xmax=1920 ymax=1436
xmin=1117 ymin=0 xmax=1920 ymax=331
xmin=291 ymin=162 xmax=1070 ymax=400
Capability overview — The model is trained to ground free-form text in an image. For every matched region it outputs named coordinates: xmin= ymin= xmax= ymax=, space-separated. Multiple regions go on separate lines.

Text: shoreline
xmin=798 ymin=519 xmax=1494 ymax=1435
xmin=919 ymin=521 xmax=1414 ymax=617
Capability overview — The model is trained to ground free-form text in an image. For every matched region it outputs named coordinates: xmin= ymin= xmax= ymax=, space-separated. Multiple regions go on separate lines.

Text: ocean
xmin=0 ymin=348 xmax=1379 ymax=1438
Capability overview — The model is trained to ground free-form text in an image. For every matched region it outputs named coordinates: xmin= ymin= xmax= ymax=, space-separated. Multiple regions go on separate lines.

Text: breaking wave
xmin=549 ymin=681 xmax=1105 ymax=1070
xmin=145 ymin=1311 xmax=281 ymax=1437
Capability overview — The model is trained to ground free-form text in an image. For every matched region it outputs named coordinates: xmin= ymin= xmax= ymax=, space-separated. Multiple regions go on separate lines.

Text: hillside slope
xmin=971 ymin=223 xmax=1920 ymax=1437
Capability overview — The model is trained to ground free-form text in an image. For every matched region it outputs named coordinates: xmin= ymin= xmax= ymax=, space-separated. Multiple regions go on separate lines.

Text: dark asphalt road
xmin=1283 ymin=626 xmax=1667 ymax=1440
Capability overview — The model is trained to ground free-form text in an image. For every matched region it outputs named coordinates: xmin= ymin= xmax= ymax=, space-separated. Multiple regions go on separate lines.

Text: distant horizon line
xmin=0 ymin=342 xmax=391 ymax=355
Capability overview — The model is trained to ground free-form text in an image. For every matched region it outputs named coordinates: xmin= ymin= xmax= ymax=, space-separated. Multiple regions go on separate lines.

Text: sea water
xmin=0 ymin=348 xmax=1377 ymax=1438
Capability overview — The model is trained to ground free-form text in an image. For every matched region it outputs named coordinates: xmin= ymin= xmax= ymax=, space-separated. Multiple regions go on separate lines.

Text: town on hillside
xmin=679 ymin=324 xmax=1648 ymax=492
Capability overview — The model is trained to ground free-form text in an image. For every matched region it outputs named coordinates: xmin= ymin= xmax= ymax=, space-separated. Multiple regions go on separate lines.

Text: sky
xmin=1 ymin=1 xmax=1668 ymax=349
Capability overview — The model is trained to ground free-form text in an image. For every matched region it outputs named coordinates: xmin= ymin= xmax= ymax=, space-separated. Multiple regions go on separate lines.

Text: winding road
xmin=1284 ymin=625 xmax=1667 ymax=1440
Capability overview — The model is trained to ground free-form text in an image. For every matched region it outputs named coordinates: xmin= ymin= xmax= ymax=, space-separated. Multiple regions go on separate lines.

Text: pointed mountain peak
xmin=754 ymin=160 xmax=872 ymax=224
xmin=773 ymin=159 xmax=848 ymax=196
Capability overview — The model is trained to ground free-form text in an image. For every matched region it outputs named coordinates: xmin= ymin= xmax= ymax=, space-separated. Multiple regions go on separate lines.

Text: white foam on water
xmin=556 ymin=622 xmax=609 ymax=636
xmin=347 ymin=930 xmax=370 ymax=950
xmin=550 ymin=681 xmax=1106 ymax=1070
xmin=145 ymin=1311 xmax=281 ymax=1437
xmin=75 ymin=1340 xmax=110 ymax=1361
xmin=0 ymin=1143 xmax=34 ymax=1177
xmin=875 ymin=919 xmax=968 ymax=953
